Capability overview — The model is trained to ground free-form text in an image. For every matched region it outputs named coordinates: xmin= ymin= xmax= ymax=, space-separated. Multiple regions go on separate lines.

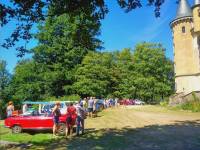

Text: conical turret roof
xmin=175 ymin=0 xmax=192 ymax=20
xmin=194 ymin=0 xmax=200 ymax=5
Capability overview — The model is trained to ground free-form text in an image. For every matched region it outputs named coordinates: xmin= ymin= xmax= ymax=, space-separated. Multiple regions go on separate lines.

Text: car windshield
xmin=41 ymin=103 xmax=65 ymax=114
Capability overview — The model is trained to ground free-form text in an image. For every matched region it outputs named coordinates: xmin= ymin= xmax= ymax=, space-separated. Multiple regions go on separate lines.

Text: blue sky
xmin=0 ymin=0 xmax=194 ymax=73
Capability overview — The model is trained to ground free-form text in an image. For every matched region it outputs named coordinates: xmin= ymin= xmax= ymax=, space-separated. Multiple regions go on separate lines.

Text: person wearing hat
xmin=52 ymin=101 xmax=61 ymax=137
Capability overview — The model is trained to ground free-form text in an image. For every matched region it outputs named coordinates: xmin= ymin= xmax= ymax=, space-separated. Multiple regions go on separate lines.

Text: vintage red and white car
xmin=4 ymin=101 xmax=70 ymax=135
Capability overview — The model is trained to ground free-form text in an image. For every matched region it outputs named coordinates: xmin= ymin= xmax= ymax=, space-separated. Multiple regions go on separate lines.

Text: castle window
xmin=198 ymin=36 xmax=200 ymax=49
xmin=182 ymin=26 xmax=186 ymax=33
xmin=198 ymin=8 xmax=200 ymax=17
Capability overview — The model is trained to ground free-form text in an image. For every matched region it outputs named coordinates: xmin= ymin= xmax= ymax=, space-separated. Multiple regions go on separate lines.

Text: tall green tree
xmin=0 ymin=59 xmax=11 ymax=118
xmin=132 ymin=43 xmax=174 ymax=102
xmin=10 ymin=60 xmax=44 ymax=101
xmin=73 ymin=52 xmax=112 ymax=98
xmin=110 ymin=48 xmax=134 ymax=98
xmin=0 ymin=60 xmax=10 ymax=95
xmin=32 ymin=13 xmax=101 ymax=98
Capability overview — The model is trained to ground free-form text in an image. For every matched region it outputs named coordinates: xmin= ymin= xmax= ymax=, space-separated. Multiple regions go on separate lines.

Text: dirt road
xmin=87 ymin=105 xmax=200 ymax=128
xmin=73 ymin=106 xmax=200 ymax=150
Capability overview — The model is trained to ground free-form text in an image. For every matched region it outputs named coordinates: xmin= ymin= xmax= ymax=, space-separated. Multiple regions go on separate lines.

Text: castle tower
xmin=171 ymin=0 xmax=200 ymax=94
xmin=193 ymin=1 xmax=200 ymax=33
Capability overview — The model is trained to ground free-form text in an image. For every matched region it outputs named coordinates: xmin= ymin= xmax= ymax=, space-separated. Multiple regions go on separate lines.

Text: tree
xmin=31 ymin=12 xmax=101 ymax=98
xmin=110 ymin=43 xmax=174 ymax=102
xmin=73 ymin=51 xmax=113 ymax=98
xmin=110 ymin=48 xmax=134 ymax=98
xmin=10 ymin=59 xmax=44 ymax=101
xmin=132 ymin=43 xmax=174 ymax=102
xmin=0 ymin=0 xmax=166 ymax=56
xmin=0 ymin=60 xmax=10 ymax=94
xmin=0 ymin=59 xmax=11 ymax=118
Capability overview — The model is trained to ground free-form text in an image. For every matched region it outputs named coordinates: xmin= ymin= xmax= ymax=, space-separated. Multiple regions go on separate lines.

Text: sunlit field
xmin=1 ymin=105 xmax=200 ymax=150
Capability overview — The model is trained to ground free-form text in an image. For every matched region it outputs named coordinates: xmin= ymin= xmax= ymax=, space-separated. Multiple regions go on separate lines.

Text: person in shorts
xmin=88 ymin=97 xmax=94 ymax=117
xmin=76 ymin=102 xmax=86 ymax=136
xmin=52 ymin=101 xmax=61 ymax=137
xmin=66 ymin=103 xmax=77 ymax=137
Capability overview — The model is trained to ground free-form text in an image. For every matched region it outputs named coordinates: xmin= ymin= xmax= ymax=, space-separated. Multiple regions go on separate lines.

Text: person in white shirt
xmin=76 ymin=103 xmax=86 ymax=135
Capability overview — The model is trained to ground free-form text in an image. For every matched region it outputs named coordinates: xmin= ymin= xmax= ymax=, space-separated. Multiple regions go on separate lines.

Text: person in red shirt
xmin=65 ymin=102 xmax=77 ymax=137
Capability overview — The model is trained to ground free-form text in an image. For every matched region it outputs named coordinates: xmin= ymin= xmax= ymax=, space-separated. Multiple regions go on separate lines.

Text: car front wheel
xmin=58 ymin=123 xmax=66 ymax=135
xmin=12 ymin=125 xmax=22 ymax=134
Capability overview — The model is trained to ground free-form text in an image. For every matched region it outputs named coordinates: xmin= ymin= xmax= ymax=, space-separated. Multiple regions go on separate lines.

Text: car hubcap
xmin=14 ymin=126 xmax=20 ymax=133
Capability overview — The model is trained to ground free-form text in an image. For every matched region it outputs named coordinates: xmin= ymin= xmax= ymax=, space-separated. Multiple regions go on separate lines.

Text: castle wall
xmin=193 ymin=6 xmax=200 ymax=32
xmin=172 ymin=19 xmax=200 ymax=76
xmin=175 ymin=75 xmax=200 ymax=94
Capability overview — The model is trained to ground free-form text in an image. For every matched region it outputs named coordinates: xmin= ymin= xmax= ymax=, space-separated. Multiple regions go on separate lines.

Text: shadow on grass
xmin=7 ymin=120 xmax=200 ymax=150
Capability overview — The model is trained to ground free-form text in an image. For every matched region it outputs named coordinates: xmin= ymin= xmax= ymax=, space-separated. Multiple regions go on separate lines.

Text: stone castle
xmin=171 ymin=0 xmax=200 ymax=95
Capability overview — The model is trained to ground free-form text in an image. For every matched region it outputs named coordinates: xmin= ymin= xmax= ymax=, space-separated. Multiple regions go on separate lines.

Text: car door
xmin=15 ymin=115 xmax=37 ymax=129
xmin=33 ymin=114 xmax=53 ymax=129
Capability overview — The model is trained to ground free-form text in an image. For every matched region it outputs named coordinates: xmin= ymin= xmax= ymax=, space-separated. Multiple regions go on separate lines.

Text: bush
xmin=180 ymin=101 xmax=200 ymax=112
xmin=43 ymin=96 xmax=57 ymax=101
xmin=160 ymin=101 xmax=168 ymax=107
xmin=43 ymin=95 xmax=81 ymax=102
xmin=160 ymin=97 xmax=169 ymax=107
xmin=60 ymin=94 xmax=81 ymax=102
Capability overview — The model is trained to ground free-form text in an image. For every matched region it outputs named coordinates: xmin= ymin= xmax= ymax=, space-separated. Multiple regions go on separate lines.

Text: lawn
xmin=1 ymin=105 xmax=200 ymax=150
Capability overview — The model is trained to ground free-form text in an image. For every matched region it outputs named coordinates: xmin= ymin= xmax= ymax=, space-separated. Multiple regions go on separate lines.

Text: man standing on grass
xmin=76 ymin=103 xmax=86 ymax=136
xmin=88 ymin=97 xmax=94 ymax=117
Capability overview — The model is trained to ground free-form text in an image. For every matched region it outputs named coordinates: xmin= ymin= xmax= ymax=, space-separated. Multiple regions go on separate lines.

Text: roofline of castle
xmin=170 ymin=16 xmax=193 ymax=28
xmin=192 ymin=4 xmax=200 ymax=9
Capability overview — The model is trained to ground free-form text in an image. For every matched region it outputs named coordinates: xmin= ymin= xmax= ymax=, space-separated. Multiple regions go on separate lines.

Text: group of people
xmin=52 ymin=97 xmax=100 ymax=138
xmin=103 ymin=98 xmax=118 ymax=108
xmin=52 ymin=101 xmax=85 ymax=138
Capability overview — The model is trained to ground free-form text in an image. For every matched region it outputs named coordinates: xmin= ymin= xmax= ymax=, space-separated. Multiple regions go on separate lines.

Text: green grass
xmin=180 ymin=101 xmax=200 ymax=112
xmin=165 ymin=101 xmax=200 ymax=112
xmin=0 ymin=121 xmax=54 ymax=144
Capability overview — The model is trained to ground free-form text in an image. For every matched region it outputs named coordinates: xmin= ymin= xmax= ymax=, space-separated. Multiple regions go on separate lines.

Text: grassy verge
xmin=173 ymin=101 xmax=200 ymax=112
xmin=160 ymin=100 xmax=200 ymax=112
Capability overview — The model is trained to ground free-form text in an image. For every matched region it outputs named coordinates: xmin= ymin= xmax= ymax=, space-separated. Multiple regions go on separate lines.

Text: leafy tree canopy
xmin=0 ymin=0 xmax=166 ymax=56
xmin=0 ymin=59 xmax=11 ymax=118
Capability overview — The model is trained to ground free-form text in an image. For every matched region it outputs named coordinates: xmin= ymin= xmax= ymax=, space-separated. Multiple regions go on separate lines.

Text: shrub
xmin=60 ymin=94 xmax=81 ymax=102
xmin=160 ymin=97 xmax=169 ymax=107
xmin=180 ymin=100 xmax=200 ymax=112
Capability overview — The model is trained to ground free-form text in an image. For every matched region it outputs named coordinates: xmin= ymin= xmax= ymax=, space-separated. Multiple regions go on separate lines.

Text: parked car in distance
xmin=134 ymin=99 xmax=145 ymax=105
xmin=119 ymin=99 xmax=135 ymax=105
